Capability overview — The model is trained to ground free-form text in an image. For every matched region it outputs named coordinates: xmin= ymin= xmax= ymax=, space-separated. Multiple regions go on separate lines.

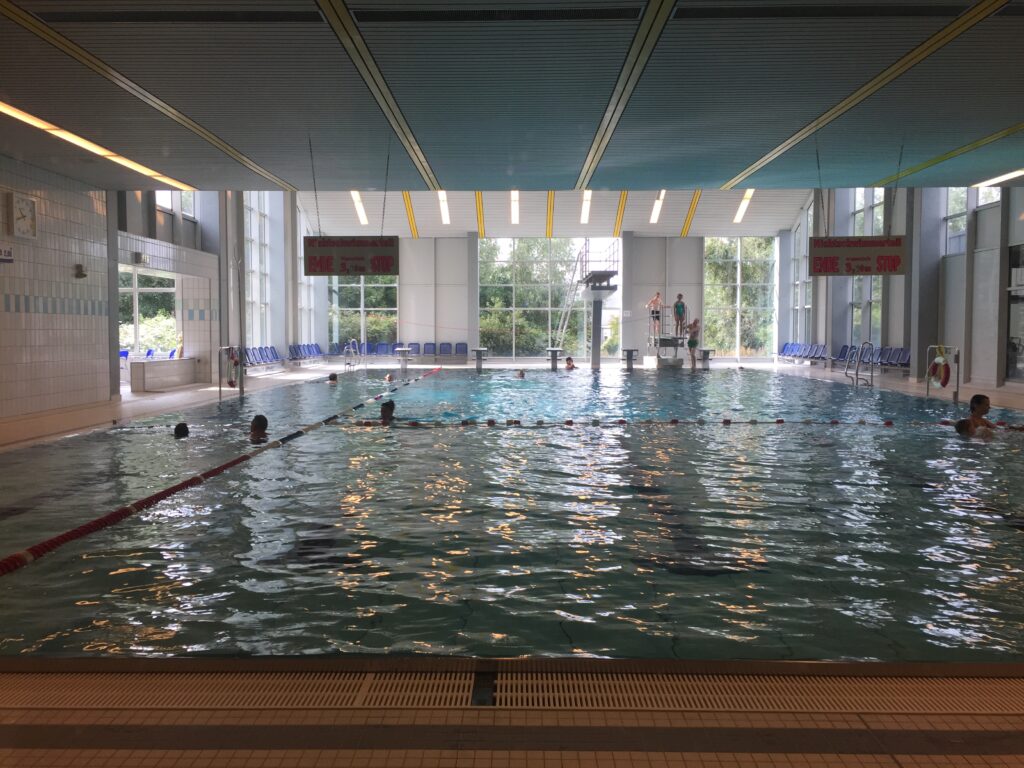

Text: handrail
xmin=845 ymin=341 xmax=874 ymax=387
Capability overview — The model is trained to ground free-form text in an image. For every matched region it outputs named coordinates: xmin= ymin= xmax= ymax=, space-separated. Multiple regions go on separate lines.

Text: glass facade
xmin=704 ymin=236 xmax=776 ymax=358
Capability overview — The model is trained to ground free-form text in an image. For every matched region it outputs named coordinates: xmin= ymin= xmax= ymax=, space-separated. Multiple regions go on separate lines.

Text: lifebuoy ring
xmin=928 ymin=355 xmax=951 ymax=388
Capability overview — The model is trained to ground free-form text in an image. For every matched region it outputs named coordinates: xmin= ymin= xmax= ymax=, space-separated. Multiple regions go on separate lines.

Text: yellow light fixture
xmin=511 ymin=190 xmax=519 ymax=225
xmin=650 ymin=189 xmax=666 ymax=224
xmin=475 ymin=191 xmax=485 ymax=237
xmin=733 ymin=188 xmax=755 ymax=224
xmin=351 ymin=190 xmax=368 ymax=225
xmin=613 ymin=190 xmax=628 ymax=237
xmin=546 ymin=191 xmax=554 ymax=238
xmin=0 ymin=98 xmax=194 ymax=190
xmin=403 ymin=191 xmax=419 ymax=238
xmin=437 ymin=190 xmax=450 ymax=225
xmin=973 ymin=169 xmax=1024 ymax=187
xmin=580 ymin=189 xmax=592 ymax=224
xmin=680 ymin=189 xmax=701 ymax=237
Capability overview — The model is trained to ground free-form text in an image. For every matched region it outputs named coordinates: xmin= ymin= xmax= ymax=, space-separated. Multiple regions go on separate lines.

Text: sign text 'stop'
xmin=303 ymin=235 xmax=399 ymax=276
xmin=809 ymin=235 xmax=906 ymax=277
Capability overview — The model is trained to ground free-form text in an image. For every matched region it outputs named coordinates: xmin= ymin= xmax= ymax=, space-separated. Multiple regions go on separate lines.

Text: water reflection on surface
xmin=0 ymin=369 xmax=1022 ymax=659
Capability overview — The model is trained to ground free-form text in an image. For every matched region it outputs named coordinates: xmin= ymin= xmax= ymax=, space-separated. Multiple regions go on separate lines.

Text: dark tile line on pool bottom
xmin=3 ymin=724 xmax=1024 ymax=755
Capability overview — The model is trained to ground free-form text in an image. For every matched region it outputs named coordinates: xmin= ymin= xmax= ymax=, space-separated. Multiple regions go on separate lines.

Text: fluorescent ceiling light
xmin=580 ymin=189 xmax=592 ymax=224
xmin=973 ymin=169 xmax=1024 ymax=187
xmin=733 ymin=188 xmax=755 ymax=224
xmin=438 ymin=190 xmax=450 ymax=225
xmin=0 ymin=101 xmax=56 ymax=130
xmin=0 ymin=98 xmax=193 ymax=190
xmin=650 ymin=189 xmax=666 ymax=224
xmin=511 ymin=190 xmax=519 ymax=224
xmin=351 ymin=190 xmax=368 ymax=225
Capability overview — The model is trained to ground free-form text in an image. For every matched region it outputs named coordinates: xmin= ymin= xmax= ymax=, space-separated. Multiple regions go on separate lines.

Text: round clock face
xmin=12 ymin=194 xmax=37 ymax=239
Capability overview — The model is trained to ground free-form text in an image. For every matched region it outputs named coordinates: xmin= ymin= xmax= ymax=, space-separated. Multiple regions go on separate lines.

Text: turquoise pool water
xmin=1 ymin=367 xmax=1022 ymax=660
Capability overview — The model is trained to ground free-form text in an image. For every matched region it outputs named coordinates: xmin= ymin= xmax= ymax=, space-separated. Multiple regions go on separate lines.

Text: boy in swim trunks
xmin=646 ymin=291 xmax=663 ymax=337
xmin=685 ymin=317 xmax=701 ymax=371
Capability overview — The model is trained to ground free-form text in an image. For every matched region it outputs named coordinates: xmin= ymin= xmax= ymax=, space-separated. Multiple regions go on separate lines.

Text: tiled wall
xmin=118 ymin=232 xmax=219 ymax=384
xmin=0 ymin=155 xmax=109 ymax=419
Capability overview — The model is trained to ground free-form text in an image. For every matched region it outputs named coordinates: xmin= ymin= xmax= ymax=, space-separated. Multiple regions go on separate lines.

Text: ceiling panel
xmin=22 ymin=13 xmax=425 ymax=191
xmin=297 ymin=188 xmax=810 ymax=238
xmin=352 ymin=5 xmax=640 ymax=189
xmin=591 ymin=13 xmax=955 ymax=189
xmin=0 ymin=15 xmax=272 ymax=190
xmin=744 ymin=13 xmax=1024 ymax=188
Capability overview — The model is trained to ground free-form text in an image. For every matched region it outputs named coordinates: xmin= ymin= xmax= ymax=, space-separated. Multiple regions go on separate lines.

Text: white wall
xmin=393 ymin=236 xmax=475 ymax=347
xmin=971 ymin=249 xmax=1001 ymax=385
xmin=940 ymin=254 xmax=965 ymax=358
xmin=0 ymin=155 xmax=110 ymax=419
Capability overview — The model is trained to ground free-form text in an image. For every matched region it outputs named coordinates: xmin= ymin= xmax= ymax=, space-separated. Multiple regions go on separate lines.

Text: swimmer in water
xmin=380 ymin=400 xmax=395 ymax=426
xmin=327 ymin=372 xmax=338 ymax=384
xmin=565 ymin=357 xmax=577 ymax=371
xmin=516 ymin=369 xmax=525 ymax=379
xmin=173 ymin=422 xmax=189 ymax=439
xmin=249 ymin=414 xmax=268 ymax=443
xmin=385 ymin=373 xmax=394 ymax=383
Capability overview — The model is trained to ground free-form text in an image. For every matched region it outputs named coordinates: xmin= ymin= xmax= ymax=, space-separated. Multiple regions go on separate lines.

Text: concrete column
xmin=106 ymin=191 xmax=121 ymax=399
xmin=142 ymin=191 xmax=157 ymax=239
xmin=996 ymin=191 xmax=1012 ymax=384
xmin=909 ymin=188 xmax=944 ymax=380
xmin=776 ymin=228 xmax=793 ymax=353
xmin=620 ymin=231 xmax=636 ymax=353
xmin=590 ymin=298 xmax=602 ymax=370
xmin=467 ymin=234 xmax=480 ymax=348
xmin=826 ymin=189 xmax=851 ymax=351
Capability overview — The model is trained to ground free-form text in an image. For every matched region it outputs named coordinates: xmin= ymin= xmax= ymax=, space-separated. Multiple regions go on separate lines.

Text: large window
xmin=478 ymin=238 xmax=613 ymax=359
xmin=703 ymin=236 xmax=776 ymax=358
xmin=328 ymin=275 xmax=398 ymax=347
xmin=297 ymin=245 xmax=315 ymax=343
xmin=244 ymin=191 xmax=270 ymax=346
xmin=944 ymin=187 xmax=967 ymax=255
xmin=849 ymin=189 xmax=885 ymax=346
xmin=118 ymin=266 xmax=177 ymax=354
xmin=978 ymin=187 xmax=1001 ymax=206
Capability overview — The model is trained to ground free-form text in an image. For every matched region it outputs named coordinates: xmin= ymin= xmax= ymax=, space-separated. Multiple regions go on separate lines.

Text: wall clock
xmin=10 ymin=193 xmax=38 ymax=239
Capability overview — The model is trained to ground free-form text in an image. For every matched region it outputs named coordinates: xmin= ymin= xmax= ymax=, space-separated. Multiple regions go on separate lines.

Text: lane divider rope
xmin=0 ymin=367 xmax=442 ymax=578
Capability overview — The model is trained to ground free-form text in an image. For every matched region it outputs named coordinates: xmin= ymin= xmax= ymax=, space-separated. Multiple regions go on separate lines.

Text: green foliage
xmin=365 ymin=312 xmax=397 ymax=344
xmin=602 ymin=314 xmax=620 ymax=356
xmin=120 ymin=310 xmax=178 ymax=352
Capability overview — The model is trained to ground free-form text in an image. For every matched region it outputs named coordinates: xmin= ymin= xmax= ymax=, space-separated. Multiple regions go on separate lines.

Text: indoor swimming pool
xmin=1 ymin=368 xmax=1022 ymax=661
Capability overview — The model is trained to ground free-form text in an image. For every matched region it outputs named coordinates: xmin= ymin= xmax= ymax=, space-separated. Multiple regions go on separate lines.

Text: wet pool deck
xmin=1 ymin=658 xmax=1022 ymax=767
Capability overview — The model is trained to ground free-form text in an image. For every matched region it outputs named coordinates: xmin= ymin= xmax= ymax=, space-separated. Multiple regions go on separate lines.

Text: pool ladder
xmin=844 ymin=341 xmax=874 ymax=387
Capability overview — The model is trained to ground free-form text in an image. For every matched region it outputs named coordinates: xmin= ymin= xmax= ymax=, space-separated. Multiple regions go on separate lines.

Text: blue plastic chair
xmin=168 ymin=349 xmax=176 ymax=359
xmin=408 ymin=343 xmax=420 ymax=356
xmin=455 ymin=343 xmax=468 ymax=356
xmin=270 ymin=347 xmax=281 ymax=361
xmin=360 ymin=342 xmax=371 ymax=356
xmin=390 ymin=342 xmax=402 ymax=355
xmin=439 ymin=342 xmax=453 ymax=356
xmin=376 ymin=342 xmax=389 ymax=356
xmin=145 ymin=349 xmax=154 ymax=359
xmin=423 ymin=342 xmax=436 ymax=356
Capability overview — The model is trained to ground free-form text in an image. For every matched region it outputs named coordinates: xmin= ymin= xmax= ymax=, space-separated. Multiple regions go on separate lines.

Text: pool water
xmin=1 ymin=367 xmax=1023 ymax=660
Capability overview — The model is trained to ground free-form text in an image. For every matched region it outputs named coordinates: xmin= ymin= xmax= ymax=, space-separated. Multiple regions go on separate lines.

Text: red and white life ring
xmin=928 ymin=355 xmax=951 ymax=388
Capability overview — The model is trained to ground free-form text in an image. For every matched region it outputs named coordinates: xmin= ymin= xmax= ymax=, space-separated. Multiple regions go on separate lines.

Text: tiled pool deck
xmin=1 ymin=658 xmax=1022 ymax=767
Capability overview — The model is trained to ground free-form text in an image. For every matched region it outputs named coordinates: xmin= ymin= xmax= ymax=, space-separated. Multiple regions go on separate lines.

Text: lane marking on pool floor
xmin=0 ymin=366 xmax=443 ymax=579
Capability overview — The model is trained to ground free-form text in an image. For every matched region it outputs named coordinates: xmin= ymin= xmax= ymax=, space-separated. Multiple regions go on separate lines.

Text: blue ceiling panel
xmin=22 ymin=10 xmax=427 ymax=190
xmin=355 ymin=10 xmax=640 ymax=190
xmin=745 ymin=13 xmax=1024 ymax=189
xmin=591 ymin=14 xmax=954 ymax=190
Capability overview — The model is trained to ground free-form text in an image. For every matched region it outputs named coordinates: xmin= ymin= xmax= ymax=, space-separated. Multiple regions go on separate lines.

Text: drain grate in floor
xmin=493 ymin=673 xmax=1024 ymax=714
xmin=3 ymin=671 xmax=1023 ymax=713
xmin=0 ymin=672 xmax=474 ymax=710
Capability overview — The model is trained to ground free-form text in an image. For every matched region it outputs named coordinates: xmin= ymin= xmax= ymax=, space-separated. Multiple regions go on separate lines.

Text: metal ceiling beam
xmin=871 ymin=120 xmax=1024 ymax=187
xmin=721 ymin=0 xmax=1009 ymax=190
xmin=574 ymin=0 xmax=676 ymax=191
xmin=0 ymin=0 xmax=297 ymax=192
xmin=317 ymin=0 xmax=440 ymax=191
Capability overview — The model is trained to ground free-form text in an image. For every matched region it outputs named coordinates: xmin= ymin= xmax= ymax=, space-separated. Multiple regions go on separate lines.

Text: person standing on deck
xmin=672 ymin=294 xmax=687 ymax=337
